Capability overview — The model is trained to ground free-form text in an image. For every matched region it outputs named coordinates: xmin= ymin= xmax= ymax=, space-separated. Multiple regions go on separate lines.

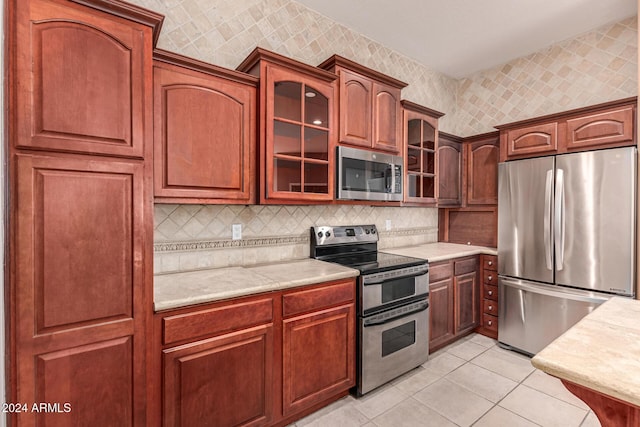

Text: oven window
xmin=382 ymin=277 xmax=415 ymax=304
xmin=381 ymin=321 xmax=416 ymax=357
xmin=342 ymin=157 xmax=391 ymax=193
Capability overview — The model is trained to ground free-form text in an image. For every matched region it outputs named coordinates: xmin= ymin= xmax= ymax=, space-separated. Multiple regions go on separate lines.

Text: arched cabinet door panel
xmin=16 ymin=0 xmax=150 ymax=158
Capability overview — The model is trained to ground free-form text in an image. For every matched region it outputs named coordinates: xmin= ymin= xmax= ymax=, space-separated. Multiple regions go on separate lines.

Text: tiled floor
xmin=291 ymin=333 xmax=601 ymax=427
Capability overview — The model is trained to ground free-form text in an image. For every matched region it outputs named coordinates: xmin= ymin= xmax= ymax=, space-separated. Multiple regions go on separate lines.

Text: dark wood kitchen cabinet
xmin=401 ymin=100 xmax=444 ymax=205
xmin=466 ymin=134 xmax=499 ymax=206
xmin=153 ymin=279 xmax=356 ymax=426
xmin=428 ymin=256 xmax=479 ymax=352
xmin=437 ymin=132 xmax=463 ymax=206
xmin=476 ymin=255 xmax=499 ymax=339
xmin=153 ymin=49 xmax=258 ymax=204
xmin=237 ymin=48 xmax=338 ymax=203
xmin=9 ymin=0 xmax=160 ymax=425
xmin=319 ymin=55 xmax=408 ymax=154
xmin=498 ymin=97 xmax=637 ymax=162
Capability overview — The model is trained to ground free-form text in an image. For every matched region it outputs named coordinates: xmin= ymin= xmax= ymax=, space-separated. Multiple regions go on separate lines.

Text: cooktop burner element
xmin=310 ymin=225 xmax=428 ymax=274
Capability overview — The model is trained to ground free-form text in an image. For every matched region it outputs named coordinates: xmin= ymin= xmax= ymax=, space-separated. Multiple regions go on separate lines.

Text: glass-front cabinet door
xmin=402 ymin=101 xmax=443 ymax=205
xmin=266 ymin=66 xmax=335 ymax=201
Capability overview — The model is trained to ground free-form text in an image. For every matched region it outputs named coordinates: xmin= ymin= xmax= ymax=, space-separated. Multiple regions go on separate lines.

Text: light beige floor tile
xmin=470 ymin=347 xmax=535 ymax=382
xmin=524 ymin=369 xmax=590 ymax=410
xmin=302 ymin=401 xmax=370 ymax=427
xmin=467 ymin=333 xmax=498 ymax=348
xmin=500 ymin=384 xmax=588 ymax=427
xmin=352 ymin=384 xmax=408 ymax=419
xmin=473 ymin=405 xmax=539 ymax=427
xmin=422 ymin=351 xmax=466 ymax=376
xmin=414 ymin=378 xmax=493 ymax=426
xmin=581 ymin=411 xmax=602 ymax=427
xmin=446 ymin=363 xmax=518 ymax=402
xmin=296 ymin=396 xmax=356 ymax=426
xmin=446 ymin=339 xmax=490 ymax=360
xmin=392 ymin=365 xmax=443 ymax=396
xmin=372 ymin=398 xmax=457 ymax=427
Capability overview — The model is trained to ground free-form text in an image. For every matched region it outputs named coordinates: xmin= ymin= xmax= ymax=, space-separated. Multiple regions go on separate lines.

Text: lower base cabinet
xmin=155 ymin=278 xmax=356 ymax=426
xmin=429 ymin=256 xmax=479 ymax=352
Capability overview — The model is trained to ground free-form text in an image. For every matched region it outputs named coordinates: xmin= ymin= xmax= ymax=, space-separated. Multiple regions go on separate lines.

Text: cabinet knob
xmin=488 ymin=275 xmax=493 ymax=281
xmin=488 ymin=305 xmax=493 ymax=311
xmin=488 ymin=290 xmax=493 ymax=296
xmin=488 ymin=320 xmax=493 ymax=326
xmin=488 ymin=261 xmax=493 ymax=266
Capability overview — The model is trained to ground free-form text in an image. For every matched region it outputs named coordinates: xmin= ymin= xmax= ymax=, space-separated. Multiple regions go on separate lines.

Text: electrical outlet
xmin=385 ymin=219 xmax=392 ymax=231
xmin=232 ymin=224 xmax=242 ymax=240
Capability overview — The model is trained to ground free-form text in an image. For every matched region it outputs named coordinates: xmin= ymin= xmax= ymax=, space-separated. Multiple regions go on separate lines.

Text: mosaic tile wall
xmin=154 ymin=205 xmax=439 ymax=273
xmin=455 ymin=16 xmax=638 ymax=136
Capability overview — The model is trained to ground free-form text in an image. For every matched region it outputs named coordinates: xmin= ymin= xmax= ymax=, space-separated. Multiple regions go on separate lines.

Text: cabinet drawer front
xmin=482 ymin=255 xmax=497 ymax=271
xmin=484 ymin=284 xmax=498 ymax=301
xmin=484 ymin=270 xmax=497 ymax=285
xmin=482 ymin=299 xmax=498 ymax=315
xmin=429 ymin=261 xmax=452 ymax=282
xmin=283 ymin=280 xmax=355 ymax=318
xmin=482 ymin=314 xmax=498 ymax=333
xmin=454 ymin=257 xmax=477 ymax=276
xmin=163 ymin=298 xmax=273 ymax=345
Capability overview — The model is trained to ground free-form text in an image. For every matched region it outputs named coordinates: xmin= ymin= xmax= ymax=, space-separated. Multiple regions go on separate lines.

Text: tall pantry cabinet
xmin=8 ymin=0 xmax=161 ymax=425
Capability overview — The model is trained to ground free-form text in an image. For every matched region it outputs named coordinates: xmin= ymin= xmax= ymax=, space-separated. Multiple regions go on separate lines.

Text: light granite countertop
xmin=383 ymin=242 xmax=497 ymax=262
xmin=154 ymin=259 xmax=359 ymax=311
xmin=532 ymin=297 xmax=640 ymax=408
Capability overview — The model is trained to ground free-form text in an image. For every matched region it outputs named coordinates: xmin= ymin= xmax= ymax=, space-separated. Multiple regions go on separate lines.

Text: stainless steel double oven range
xmin=311 ymin=225 xmax=429 ymax=395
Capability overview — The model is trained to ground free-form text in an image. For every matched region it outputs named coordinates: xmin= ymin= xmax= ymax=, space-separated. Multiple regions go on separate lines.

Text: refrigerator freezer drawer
xmin=498 ymin=277 xmax=610 ymax=355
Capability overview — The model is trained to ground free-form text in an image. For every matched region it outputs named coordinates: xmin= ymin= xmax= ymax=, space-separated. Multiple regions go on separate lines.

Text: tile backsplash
xmin=154 ymin=204 xmax=438 ymax=273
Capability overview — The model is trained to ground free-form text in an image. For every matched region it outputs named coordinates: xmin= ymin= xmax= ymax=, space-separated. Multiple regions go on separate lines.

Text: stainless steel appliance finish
xmin=310 ymin=224 xmax=429 ymax=395
xmin=498 ymin=277 xmax=610 ymax=355
xmin=337 ymin=146 xmax=403 ymax=201
xmin=498 ymin=146 xmax=636 ymax=355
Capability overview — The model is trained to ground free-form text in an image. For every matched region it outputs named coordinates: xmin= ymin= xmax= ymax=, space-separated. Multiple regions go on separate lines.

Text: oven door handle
xmin=363 ymin=300 xmax=429 ymax=327
xmin=362 ymin=268 xmax=429 ymax=285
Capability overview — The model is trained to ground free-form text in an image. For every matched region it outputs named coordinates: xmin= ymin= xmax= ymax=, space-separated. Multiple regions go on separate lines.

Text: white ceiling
xmin=295 ymin=0 xmax=637 ymax=78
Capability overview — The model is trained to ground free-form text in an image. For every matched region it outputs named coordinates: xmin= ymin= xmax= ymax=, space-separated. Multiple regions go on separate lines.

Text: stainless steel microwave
xmin=337 ymin=146 xmax=403 ymax=201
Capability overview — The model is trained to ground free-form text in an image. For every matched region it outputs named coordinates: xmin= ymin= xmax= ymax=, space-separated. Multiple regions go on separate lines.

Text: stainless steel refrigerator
xmin=498 ymin=146 xmax=636 ymax=355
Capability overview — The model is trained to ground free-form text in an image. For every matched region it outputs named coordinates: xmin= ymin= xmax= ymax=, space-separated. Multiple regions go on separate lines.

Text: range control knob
xmin=317 ymin=231 xmax=324 ymax=238
xmin=365 ymin=229 xmax=370 ymax=234
xmin=371 ymin=229 xmax=376 ymax=234
xmin=326 ymin=231 xmax=331 ymax=237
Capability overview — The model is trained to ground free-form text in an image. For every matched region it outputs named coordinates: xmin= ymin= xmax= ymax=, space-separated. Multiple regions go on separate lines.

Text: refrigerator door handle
xmin=554 ymin=168 xmax=565 ymax=271
xmin=500 ymin=277 xmax=610 ymax=305
xmin=544 ymin=169 xmax=553 ymax=270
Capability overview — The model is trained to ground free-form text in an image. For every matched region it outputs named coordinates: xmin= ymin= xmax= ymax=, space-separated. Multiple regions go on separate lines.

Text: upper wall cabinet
xmin=238 ymin=48 xmax=338 ymax=204
xmin=465 ymin=134 xmax=499 ymax=206
xmin=319 ymin=55 xmax=408 ymax=154
xmin=401 ymin=100 xmax=444 ymax=205
xmin=437 ymin=132 xmax=463 ymax=207
xmin=498 ymin=97 xmax=637 ymax=162
xmin=153 ymin=50 xmax=258 ymax=204
xmin=15 ymin=0 xmax=155 ymax=159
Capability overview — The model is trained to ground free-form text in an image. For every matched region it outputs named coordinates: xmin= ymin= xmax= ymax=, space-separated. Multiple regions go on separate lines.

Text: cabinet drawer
xmin=484 ymin=270 xmax=497 ymax=285
xmin=482 ymin=255 xmax=497 ymax=271
xmin=163 ymin=297 xmax=273 ymax=346
xmin=482 ymin=314 xmax=498 ymax=333
xmin=283 ymin=280 xmax=355 ymax=318
xmin=454 ymin=257 xmax=477 ymax=276
xmin=482 ymin=299 xmax=498 ymax=315
xmin=430 ymin=261 xmax=452 ymax=282
xmin=484 ymin=284 xmax=498 ymax=301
